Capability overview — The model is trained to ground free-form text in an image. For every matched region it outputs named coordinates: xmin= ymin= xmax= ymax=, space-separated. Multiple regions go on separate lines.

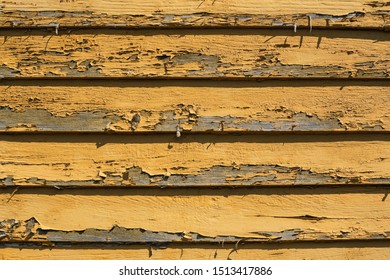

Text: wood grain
xmin=1 ymin=134 xmax=389 ymax=187
xmin=1 ymin=0 xmax=388 ymax=29
xmin=1 ymin=80 xmax=389 ymax=132
xmin=0 ymin=29 xmax=389 ymax=79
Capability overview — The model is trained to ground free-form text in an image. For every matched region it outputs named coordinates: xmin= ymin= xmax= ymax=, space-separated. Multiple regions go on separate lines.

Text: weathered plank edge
xmin=4 ymin=239 xmax=390 ymax=249
xmin=2 ymin=160 xmax=390 ymax=188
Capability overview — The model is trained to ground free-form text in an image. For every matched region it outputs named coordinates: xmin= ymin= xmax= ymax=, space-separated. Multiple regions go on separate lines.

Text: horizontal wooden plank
xmin=1 ymin=80 xmax=389 ymax=132
xmin=1 ymin=134 xmax=389 ymax=187
xmin=1 ymin=187 xmax=390 ymax=241
xmin=1 ymin=0 xmax=388 ymax=29
xmin=0 ymin=29 xmax=389 ymax=79
xmin=3 ymin=242 xmax=390 ymax=260
xmin=2 ymin=0 xmax=385 ymax=15
xmin=2 ymin=217 xmax=390 ymax=244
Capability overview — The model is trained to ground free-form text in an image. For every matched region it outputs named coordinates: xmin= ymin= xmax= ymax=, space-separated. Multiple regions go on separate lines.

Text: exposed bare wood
xmin=1 ymin=134 xmax=389 ymax=187
xmin=1 ymin=80 xmax=389 ymax=132
xmin=0 ymin=29 xmax=389 ymax=79
xmin=1 ymin=187 xmax=390 ymax=238
xmin=0 ymin=0 xmax=388 ymax=29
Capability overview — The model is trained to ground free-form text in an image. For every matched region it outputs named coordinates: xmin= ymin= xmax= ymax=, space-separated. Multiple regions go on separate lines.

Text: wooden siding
xmin=0 ymin=0 xmax=389 ymax=260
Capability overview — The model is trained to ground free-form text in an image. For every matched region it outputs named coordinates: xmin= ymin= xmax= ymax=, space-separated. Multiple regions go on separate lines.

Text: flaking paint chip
xmin=130 ymin=113 xmax=141 ymax=130
xmin=182 ymin=232 xmax=193 ymax=240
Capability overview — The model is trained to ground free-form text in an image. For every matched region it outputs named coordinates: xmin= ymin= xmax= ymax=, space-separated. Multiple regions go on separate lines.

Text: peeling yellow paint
xmin=1 ymin=82 xmax=389 ymax=131
xmin=1 ymin=135 xmax=389 ymax=181
xmin=0 ymin=30 xmax=388 ymax=78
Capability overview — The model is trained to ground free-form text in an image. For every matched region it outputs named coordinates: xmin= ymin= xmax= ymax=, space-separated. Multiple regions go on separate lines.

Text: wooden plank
xmin=1 ymin=0 xmax=388 ymax=29
xmin=0 ymin=29 xmax=389 ymax=79
xmin=1 ymin=0 xmax=382 ymax=14
xmin=1 ymin=80 xmax=389 ymax=132
xmin=2 ymin=217 xmax=390 ymax=243
xmin=1 ymin=134 xmax=389 ymax=187
xmin=0 ymin=241 xmax=390 ymax=260
xmin=1 ymin=187 xmax=390 ymax=241
xmin=3 ymin=242 xmax=390 ymax=260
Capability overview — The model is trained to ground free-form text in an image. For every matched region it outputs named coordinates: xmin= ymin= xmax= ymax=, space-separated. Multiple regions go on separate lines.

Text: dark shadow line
xmin=2 ymin=185 xmax=390 ymax=196
xmin=1 ymin=78 xmax=389 ymax=88
xmin=0 ymin=28 xmax=388 ymax=40
xmin=2 ymin=239 xmax=390 ymax=249
xmin=1 ymin=133 xmax=390 ymax=144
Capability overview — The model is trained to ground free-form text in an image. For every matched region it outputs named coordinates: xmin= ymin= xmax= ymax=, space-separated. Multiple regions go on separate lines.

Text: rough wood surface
xmin=1 ymin=0 xmax=388 ymax=29
xmin=1 ymin=134 xmax=389 ymax=187
xmin=2 ymin=242 xmax=390 ymax=260
xmin=1 ymin=80 xmax=389 ymax=132
xmin=1 ymin=187 xmax=390 ymax=240
xmin=0 ymin=29 xmax=389 ymax=79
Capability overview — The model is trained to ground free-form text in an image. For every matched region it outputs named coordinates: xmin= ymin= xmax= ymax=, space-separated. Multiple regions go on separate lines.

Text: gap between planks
xmin=2 ymin=27 xmax=388 ymax=36
xmin=1 ymin=130 xmax=390 ymax=135
xmin=1 ymin=133 xmax=389 ymax=142
xmin=1 ymin=77 xmax=390 ymax=82
xmin=2 ymin=185 xmax=390 ymax=194
xmin=0 ymin=24 xmax=388 ymax=32
xmin=1 ymin=79 xmax=389 ymax=85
